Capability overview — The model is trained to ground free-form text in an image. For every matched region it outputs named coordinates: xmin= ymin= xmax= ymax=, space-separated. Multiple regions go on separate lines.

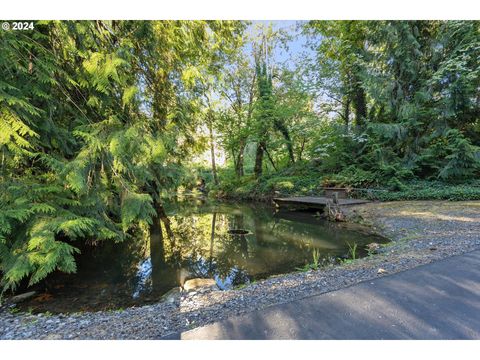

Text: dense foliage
xmin=0 ymin=20 xmax=244 ymax=291
xmin=1 ymin=20 xmax=479 ymax=292
xmin=304 ymin=21 xmax=480 ymax=184
xmin=210 ymin=21 xmax=480 ymax=198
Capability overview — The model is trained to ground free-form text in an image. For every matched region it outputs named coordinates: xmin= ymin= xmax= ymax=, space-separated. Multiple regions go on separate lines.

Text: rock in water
xmin=161 ymin=287 xmax=182 ymax=304
xmin=183 ymin=278 xmax=218 ymax=292
xmin=9 ymin=291 xmax=37 ymax=304
xmin=366 ymin=242 xmax=380 ymax=253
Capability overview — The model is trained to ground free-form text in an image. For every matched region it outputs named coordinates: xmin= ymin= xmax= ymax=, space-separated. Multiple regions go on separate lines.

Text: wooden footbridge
xmin=273 ymin=196 xmax=370 ymax=210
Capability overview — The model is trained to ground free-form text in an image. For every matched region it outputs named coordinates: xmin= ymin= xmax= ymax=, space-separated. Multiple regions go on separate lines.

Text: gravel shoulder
xmin=1 ymin=200 xmax=480 ymax=340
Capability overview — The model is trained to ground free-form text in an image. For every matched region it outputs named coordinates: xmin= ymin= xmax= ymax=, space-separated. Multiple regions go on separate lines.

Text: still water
xmin=20 ymin=200 xmax=388 ymax=313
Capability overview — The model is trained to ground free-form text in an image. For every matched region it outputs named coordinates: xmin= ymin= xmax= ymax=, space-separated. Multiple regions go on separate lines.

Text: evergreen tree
xmin=0 ymin=20 xmax=244 ymax=292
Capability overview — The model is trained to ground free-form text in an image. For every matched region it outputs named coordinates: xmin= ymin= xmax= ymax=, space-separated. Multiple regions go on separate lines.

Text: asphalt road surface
xmin=166 ymin=250 xmax=480 ymax=339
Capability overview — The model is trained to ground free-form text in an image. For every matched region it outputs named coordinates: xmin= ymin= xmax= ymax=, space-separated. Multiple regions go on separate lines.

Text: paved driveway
xmin=166 ymin=250 xmax=480 ymax=339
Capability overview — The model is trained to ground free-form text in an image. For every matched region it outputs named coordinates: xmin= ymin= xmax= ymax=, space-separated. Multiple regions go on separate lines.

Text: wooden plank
xmin=273 ymin=196 xmax=369 ymax=208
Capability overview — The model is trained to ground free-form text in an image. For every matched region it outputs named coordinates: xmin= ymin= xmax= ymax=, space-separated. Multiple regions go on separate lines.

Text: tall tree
xmin=0 ymin=20 xmax=245 ymax=291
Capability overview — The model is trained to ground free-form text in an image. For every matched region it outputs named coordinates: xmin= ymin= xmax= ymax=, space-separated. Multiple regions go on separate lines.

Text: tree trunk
xmin=351 ymin=74 xmax=367 ymax=128
xmin=298 ymin=137 xmax=306 ymax=161
xmin=343 ymin=96 xmax=351 ymax=131
xmin=274 ymin=119 xmax=295 ymax=163
xmin=208 ymin=121 xmax=219 ymax=185
xmin=155 ymin=200 xmax=174 ymax=244
xmin=254 ymin=140 xmax=266 ymax=178
xmin=235 ymin=139 xmax=246 ymax=177
xmin=232 ymin=149 xmax=238 ymax=175
xmin=150 ymin=214 xmax=165 ymax=267
xmin=264 ymin=147 xmax=278 ymax=171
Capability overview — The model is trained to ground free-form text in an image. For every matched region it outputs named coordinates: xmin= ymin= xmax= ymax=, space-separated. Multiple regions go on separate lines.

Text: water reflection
xmin=20 ymin=200 xmax=388 ymax=313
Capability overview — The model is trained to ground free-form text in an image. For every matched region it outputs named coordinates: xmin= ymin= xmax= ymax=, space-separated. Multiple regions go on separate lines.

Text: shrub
xmin=367 ymin=181 xmax=480 ymax=201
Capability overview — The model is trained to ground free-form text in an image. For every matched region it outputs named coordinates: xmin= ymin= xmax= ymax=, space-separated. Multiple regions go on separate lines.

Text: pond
xmin=18 ymin=199 xmax=388 ymax=313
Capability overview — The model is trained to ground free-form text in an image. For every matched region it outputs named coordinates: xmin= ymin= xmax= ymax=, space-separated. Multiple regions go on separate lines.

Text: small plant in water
xmin=311 ymin=248 xmax=320 ymax=270
xmin=235 ymin=283 xmax=247 ymax=290
xmin=8 ymin=306 xmax=20 ymax=314
xmin=295 ymin=264 xmax=310 ymax=272
xmin=296 ymin=248 xmax=321 ymax=272
xmin=347 ymin=242 xmax=358 ymax=260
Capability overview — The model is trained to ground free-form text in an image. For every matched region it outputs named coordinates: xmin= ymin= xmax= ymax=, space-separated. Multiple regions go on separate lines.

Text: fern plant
xmin=0 ymin=20 xmax=244 ymax=292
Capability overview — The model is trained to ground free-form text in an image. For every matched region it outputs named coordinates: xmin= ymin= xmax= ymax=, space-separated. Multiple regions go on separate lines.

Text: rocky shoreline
xmin=1 ymin=200 xmax=480 ymax=340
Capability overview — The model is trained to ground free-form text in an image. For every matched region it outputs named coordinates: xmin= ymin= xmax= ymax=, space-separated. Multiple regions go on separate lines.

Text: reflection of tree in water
xmin=138 ymin=203 xmax=379 ymax=298
xmin=22 ymin=200 xmax=388 ymax=312
xmin=212 ymin=212 xmax=252 ymax=286
xmin=233 ymin=213 xmax=249 ymax=258
xmin=24 ymin=231 xmax=149 ymax=313
xmin=159 ymin=204 xmax=339 ymax=285
xmin=148 ymin=213 xmax=178 ymax=295
xmin=154 ymin=206 xmax=254 ymax=287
